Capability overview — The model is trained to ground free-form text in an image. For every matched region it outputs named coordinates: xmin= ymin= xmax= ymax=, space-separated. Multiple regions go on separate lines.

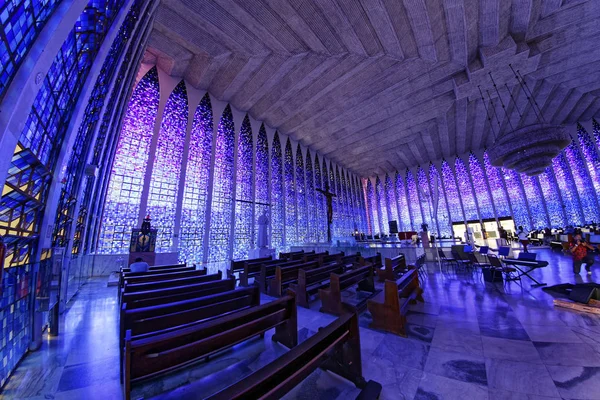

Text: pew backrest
xmin=122 ymin=269 xmax=207 ymax=286
xmin=122 ymin=270 xmax=214 ymax=293
xmin=229 ymin=256 xmax=272 ymax=277
xmin=334 ymin=265 xmax=373 ymax=291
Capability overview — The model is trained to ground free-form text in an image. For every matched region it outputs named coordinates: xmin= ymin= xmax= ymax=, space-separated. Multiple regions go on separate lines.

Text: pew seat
xmin=290 ymin=262 xmax=345 ymax=307
xmin=319 ymin=265 xmax=377 ymax=315
xmin=376 ymin=254 xmax=406 ymax=282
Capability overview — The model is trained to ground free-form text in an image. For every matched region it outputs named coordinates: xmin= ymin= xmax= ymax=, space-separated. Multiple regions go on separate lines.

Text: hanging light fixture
xmin=483 ymin=65 xmax=570 ymax=176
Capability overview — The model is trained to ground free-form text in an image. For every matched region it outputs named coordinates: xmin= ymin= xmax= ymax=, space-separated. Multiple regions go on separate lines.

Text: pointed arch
xmin=233 ymin=114 xmax=254 ymax=259
xmin=305 ymin=150 xmax=316 ymax=242
xmin=271 ymin=132 xmax=285 ymax=253
xmin=284 ymin=138 xmax=297 ymax=246
xmin=255 ymin=124 xmax=270 ymax=248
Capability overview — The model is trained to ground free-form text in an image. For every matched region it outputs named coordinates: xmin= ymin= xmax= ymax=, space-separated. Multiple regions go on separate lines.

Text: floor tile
xmin=424 ymin=347 xmax=487 ymax=386
xmin=481 ymin=336 xmax=543 ymax=364
xmin=372 ymin=335 xmax=430 ymax=371
xmin=431 ymin=326 xmax=483 ymax=356
xmin=534 ymin=342 xmax=600 ymax=367
xmin=521 ymin=324 xmax=582 ymax=343
xmin=485 ymin=358 xmax=560 ymax=398
xmin=546 ymin=365 xmax=600 ymax=400
xmin=415 ymin=372 xmax=489 ymax=400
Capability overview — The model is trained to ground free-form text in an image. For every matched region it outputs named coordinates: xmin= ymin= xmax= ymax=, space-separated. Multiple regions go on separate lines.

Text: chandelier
xmin=482 ymin=66 xmax=570 ymax=176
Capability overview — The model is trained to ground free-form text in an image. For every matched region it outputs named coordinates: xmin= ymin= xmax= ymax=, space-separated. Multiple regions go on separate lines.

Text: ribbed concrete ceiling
xmin=143 ymin=0 xmax=600 ymax=177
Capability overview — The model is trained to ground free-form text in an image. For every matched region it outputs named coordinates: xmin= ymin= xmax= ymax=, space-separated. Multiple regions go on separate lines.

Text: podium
xmin=128 ymin=216 xmax=157 ymax=266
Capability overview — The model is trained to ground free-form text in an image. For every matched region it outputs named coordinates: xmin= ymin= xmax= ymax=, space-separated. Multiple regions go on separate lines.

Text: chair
xmin=478 ymin=246 xmax=489 ymax=262
xmin=498 ymin=246 xmax=510 ymax=259
xmin=437 ymin=248 xmax=457 ymax=272
xmin=488 ymin=254 xmax=519 ymax=282
xmin=451 ymin=250 xmax=472 ymax=272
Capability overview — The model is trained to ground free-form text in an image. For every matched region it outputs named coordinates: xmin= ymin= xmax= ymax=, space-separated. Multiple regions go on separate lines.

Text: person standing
xmin=517 ymin=226 xmax=529 ymax=253
xmin=570 ymin=233 xmax=595 ymax=275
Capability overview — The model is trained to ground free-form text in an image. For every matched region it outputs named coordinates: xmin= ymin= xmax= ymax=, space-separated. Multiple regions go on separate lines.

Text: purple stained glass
xmin=356 ymin=175 xmax=368 ymax=233
xmin=207 ymin=105 xmax=235 ymax=265
xmin=440 ymin=160 xmax=463 ymax=224
xmin=469 ymin=153 xmax=494 ymax=220
xmin=233 ymin=115 xmax=254 ymax=260
xmin=271 ymin=133 xmax=285 ymax=253
xmin=594 ymin=119 xmax=600 ymax=151
xmin=255 ymin=124 xmax=270 ymax=247
xmin=552 ymin=152 xmax=583 ymax=226
xmin=305 ymin=150 xmax=316 ymax=243
xmin=454 ymin=157 xmax=478 ymax=221
xmin=336 ymin=166 xmax=348 ymax=236
xmin=296 ymin=144 xmax=308 ymax=244
xmin=577 ymin=123 xmax=600 ymax=204
xmin=537 ymin=167 xmax=566 ymax=228
xmin=417 ymin=167 xmax=434 ymax=232
xmin=520 ymin=174 xmax=548 ymax=229
xmin=328 ymin=163 xmax=338 ymax=237
xmin=429 ymin=164 xmax=451 ymax=237
xmin=564 ymin=140 xmax=600 ymax=222
xmin=483 ymin=153 xmax=511 ymax=218
xmin=100 ymin=67 xmax=159 ymax=253
xmin=284 ymin=138 xmax=297 ymax=247
xmin=365 ymin=178 xmax=378 ymax=235
xmin=395 ymin=171 xmax=411 ymax=231
xmin=180 ymin=93 xmax=212 ymax=265
xmin=501 ymin=168 xmax=531 ymax=229
xmin=405 ymin=170 xmax=423 ymax=228
xmin=147 ymin=80 xmax=188 ymax=253
xmin=322 ymin=158 xmax=330 ymax=239
xmin=314 ymin=154 xmax=326 ymax=242
xmin=375 ymin=176 xmax=388 ymax=234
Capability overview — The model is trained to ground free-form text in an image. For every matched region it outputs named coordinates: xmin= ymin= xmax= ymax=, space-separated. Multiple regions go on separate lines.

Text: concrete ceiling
xmin=143 ymin=0 xmax=600 ymax=177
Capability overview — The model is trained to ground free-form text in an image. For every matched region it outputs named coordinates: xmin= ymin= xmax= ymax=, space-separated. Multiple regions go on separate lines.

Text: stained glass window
xmin=328 ymin=164 xmax=338 ymax=237
xmin=366 ymin=179 xmax=378 ymax=235
xmin=147 ymin=81 xmax=188 ymax=253
xmin=469 ymin=153 xmax=494 ymax=220
xmin=207 ymin=105 xmax=235 ymax=266
xmin=255 ymin=124 xmax=270 ymax=248
xmin=405 ymin=170 xmax=423 ymax=228
xmin=577 ymin=123 xmax=600 ymax=204
xmin=564 ymin=141 xmax=600 ymax=223
xmin=594 ymin=119 xmax=600 ymax=151
xmin=483 ymin=153 xmax=511 ymax=219
xmin=502 ymin=168 xmax=531 ymax=229
xmin=180 ymin=94 xmax=213 ymax=264
xmin=538 ymin=168 xmax=566 ymax=228
xmin=284 ymin=138 xmax=297 ymax=247
xmin=417 ymin=167 xmax=433 ymax=232
xmin=314 ymin=154 xmax=326 ymax=242
xmin=0 ymin=0 xmax=61 ymax=98
xmin=271 ymin=133 xmax=285 ymax=253
xmin=520 ymin=175 xmax=548 ymax=229
xmin=429 ymin=164 xmax=451 ymax=237
xmin=346 ymin=172 xmax=358 ymax=232
xmin=395 ymin=171 xmax=411 ymax=231
xmin=375 ymin=176 xmax=388 ymax=234
xmin=336 ymin=167 xmax=348 ymax=236
xmin=296 ymin=145 xmax=307 ymax=244
xmin=233 ymin=115 xmax=254 ymax=260
xmin=356 ymin=175 xmax=368 ymax=233
xmin=454 ymin=158 xmax=478 ymax=221
xmin=552 ymin=152 xmax=583 ymax=226
xmin=322 ymin=158 xmax=331 ymax=239
xmin=440 ymin=160 xmax=463 ymax=225
xmin=305 ymin=150 xmax=316 ymax=243
xmin=99 ymin=67 xmax=159 ymax=253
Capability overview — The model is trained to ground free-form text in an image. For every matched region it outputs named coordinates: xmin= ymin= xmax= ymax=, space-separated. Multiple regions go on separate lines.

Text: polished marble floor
xmin=1 ymin=248 xmax=600 ymax=400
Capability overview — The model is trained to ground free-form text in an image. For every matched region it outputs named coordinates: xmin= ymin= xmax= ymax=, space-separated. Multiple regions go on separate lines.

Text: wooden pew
xmin=377 ymin=254 xmax=406 ymax=282
xmin=228 ymin=256 xmax=272 ymax=278
xmin=290 ymin=262 xmax=345 ymax=307
xmin=269 ymin=261 xmax=320 ymax=297
xmin=119 ymin=286 xmax=261 ymax=381
xmin=207 ymin=311 xmax=382 ymax=400
xmin=319 ymin=265 xmax=376 ymax=315
xmin=120 ymin=262 xmax=187 ymax=274
xmin=123 ymin=293 xmax=298 ymax=400
xmin=119 ymin=266 xmax=195 ymax=293
xmin=257 ymin=259 xmax=303 ymax=293
xmin=121 ymin=276 xmax=234 ymax=310
xmin=322 ymin=251 xmax=344 ymax=265
xmin=240 ymin=258 xmax=295 ymax=287
xmin=279 ymin=250 xmax=305 ymax=260
xmin=367 ymin=268 xmax=424 ymax=337
xmin=302 ymin=251 xmax=329 ymax=263
xmin=119 ymin=268 xmax=207 ymax=304
xmin=359 ymin=253 xmax=382 ymax=268
xmin=340 ymin=252 xmax=361 ymax=268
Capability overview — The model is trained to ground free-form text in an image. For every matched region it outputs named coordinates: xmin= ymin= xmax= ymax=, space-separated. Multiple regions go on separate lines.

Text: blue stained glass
xmin=405 ymin=171 xmax=422 ymax=228
xmin=233 ymin=115 xmax=254 ymax=260
xmin=577 ymin=124 xmax=600 ymax=206
xmin=99 ymin=67 xmax=159 ymax=253
xmin=468 ymin=153 xmax=494 ymax=219
xmin=395 ymin=171 xmax=411 ymax=231
xmin=271 ymin=133 xmax=285 ymax=253
xmin=366 ymin=179 xmax=378 ymax=235
xmin=520 ymin=175 xmax=548 ymax=229
xmin=314 ymin=154 xmax=326 ymax=242
xmin=208 ymin=105 xmax=235 ymax=266
xmin=284 ymin=138 xmax=297 ymax=247
xmin=375 ymin=176 xmax=388 ymax=234
xmin=454 ymin=158 xmax=478 ymax=221
xmin=328 ymin=164 xmax=338 ymax=237
xmin=355 ymin=175 xmax=368 ymax=233
xmin=538 ymin=168 xmax=566 ymax=228
xmin=296 ymin=145 xmax=308 ymax=244
xmin=336 ymin=167 xmax=347 ymax=236
xmin=305 ymin=150 xmax=316 ymax=243
xmin=255 ymin=124 xmax=270 ymax=248
xmin=552 ymin=152 xmax=583 ymax=226
xmin=147 ymin=81 xmax=188 ymax=253
xmin=345 ymin=172 xmax=357 ymax=232
xmin=483 ymin=153 xmax=511 ymax=218
xmin=502 ymin=168 xmax=531 ymax=229
xmin=180 ymin=94 xmax=213 ymax=264
xmin=440 ymin=160 xmax=463 ymax=225
xmin=564 ymin=141 xmax=600 ymax=223
xmin=594 ymin=119 xmax=600 ymax=151
xmin=322 ymin=158 xmax=330 ymax=239
xmin=417 ymin=167 xmax=433 ymax=232
xmin=429 ymin=164 xmax=451 ymax=237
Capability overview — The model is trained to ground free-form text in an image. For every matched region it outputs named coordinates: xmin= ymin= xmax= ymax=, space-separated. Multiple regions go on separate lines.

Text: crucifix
xmin=316 ymin=182 xmax=337 ymax=243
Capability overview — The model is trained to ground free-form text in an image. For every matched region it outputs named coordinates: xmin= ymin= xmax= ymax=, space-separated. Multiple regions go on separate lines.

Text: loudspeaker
xmin=388 ymin=220 xmax=398 ymax=233
xmin=569 ymin=287 xmax=597 ymax=304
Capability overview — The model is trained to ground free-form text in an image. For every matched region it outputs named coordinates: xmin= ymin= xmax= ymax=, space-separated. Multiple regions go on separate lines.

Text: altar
xmin=290 ymin=243 xmax=425 ymax=265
